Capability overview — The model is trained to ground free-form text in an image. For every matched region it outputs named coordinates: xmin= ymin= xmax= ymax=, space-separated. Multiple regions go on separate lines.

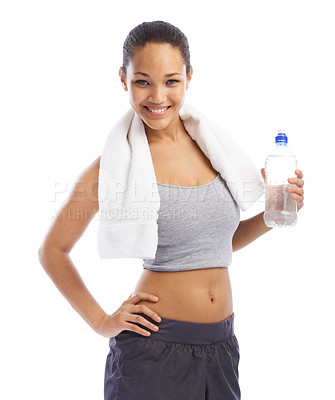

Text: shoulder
xmin=84 ymin=155 xmax=100 ymax=173
xmin=78 ymin=156 xmax=100 ymax=185
xmin=70 ymin=155 xmax=101 ymax=213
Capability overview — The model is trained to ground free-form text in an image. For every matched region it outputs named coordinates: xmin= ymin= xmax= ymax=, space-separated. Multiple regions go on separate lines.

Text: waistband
xmin=131 ymin=312 xmax=235 ymax=345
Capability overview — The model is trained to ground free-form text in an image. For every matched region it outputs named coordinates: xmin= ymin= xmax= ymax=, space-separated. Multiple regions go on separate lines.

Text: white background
xmin=1 ymin=0 xmax=334 ymax=399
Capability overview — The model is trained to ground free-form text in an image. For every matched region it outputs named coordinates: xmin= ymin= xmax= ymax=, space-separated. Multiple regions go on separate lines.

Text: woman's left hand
xmin=261 ymin=168 xmax=305 ymax=212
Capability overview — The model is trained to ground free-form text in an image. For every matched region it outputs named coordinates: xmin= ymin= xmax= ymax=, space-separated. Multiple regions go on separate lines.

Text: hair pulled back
xmin=121 ymin=20 xmax=191 ymax=77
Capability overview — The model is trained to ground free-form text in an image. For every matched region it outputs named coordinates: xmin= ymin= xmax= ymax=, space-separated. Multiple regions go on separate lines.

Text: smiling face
xmin=119 ymin=42 xmax=193 ymax=134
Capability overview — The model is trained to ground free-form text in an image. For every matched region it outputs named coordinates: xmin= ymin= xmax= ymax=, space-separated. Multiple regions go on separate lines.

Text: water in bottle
xmin=264 ymin=130 xmax=298 ymax=228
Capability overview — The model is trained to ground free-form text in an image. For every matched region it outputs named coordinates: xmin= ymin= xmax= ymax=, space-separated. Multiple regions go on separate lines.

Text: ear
xmin=186 ymin=66 xmax=193 ymax=90
xmin=119 ymin=67 xmax=128 ymax=91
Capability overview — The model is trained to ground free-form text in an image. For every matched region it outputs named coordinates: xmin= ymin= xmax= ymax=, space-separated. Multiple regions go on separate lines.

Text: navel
xmin=209 ymin=292 xmax=215 ymax=303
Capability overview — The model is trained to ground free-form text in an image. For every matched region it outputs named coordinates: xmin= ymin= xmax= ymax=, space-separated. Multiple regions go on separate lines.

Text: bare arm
xmin=38 ymin=156 xmax=106 ymax=333
xmin=232 ymin=211 xmax=273 ymax=252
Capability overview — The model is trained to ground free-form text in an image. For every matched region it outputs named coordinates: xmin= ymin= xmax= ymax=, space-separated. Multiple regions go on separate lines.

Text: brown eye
xmin=135 ymin=80 xmax=149 ymax=85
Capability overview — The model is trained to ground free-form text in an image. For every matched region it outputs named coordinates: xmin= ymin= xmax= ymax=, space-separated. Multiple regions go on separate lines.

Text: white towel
xmin=97 ymin=102 xmax=265 ymax=259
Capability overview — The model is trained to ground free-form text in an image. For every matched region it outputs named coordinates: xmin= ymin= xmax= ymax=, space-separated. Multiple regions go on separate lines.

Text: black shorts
xmin=104 ymin=312 xmax=240 ymax=399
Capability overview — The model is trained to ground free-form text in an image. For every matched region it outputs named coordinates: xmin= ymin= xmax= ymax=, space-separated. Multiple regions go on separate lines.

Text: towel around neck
xmin=97 ymin=102 xmax=264 ymax=259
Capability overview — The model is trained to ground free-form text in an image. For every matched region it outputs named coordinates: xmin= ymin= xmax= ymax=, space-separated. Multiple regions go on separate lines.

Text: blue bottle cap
xmin=275 ymin=130 xmax=288 ymax=145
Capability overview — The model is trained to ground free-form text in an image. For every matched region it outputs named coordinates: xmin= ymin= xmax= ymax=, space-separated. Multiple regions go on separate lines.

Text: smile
xmin=144 ymin=106 xmax=171 ymax=116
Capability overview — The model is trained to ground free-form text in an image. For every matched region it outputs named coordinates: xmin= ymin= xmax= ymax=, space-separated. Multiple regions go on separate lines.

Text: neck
xmin=144 ymin=117 xmax=186 ymax=145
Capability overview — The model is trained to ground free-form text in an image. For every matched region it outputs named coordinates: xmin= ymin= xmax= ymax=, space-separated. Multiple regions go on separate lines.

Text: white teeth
xmin=147 ymin=107 xmax=168 ymax=113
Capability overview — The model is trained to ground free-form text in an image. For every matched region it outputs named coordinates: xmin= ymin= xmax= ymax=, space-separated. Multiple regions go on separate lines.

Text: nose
xmin=148 ymin=86 xmax=167 ymax=104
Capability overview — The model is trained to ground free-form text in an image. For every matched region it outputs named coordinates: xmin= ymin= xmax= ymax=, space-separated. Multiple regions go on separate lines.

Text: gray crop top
xmin=142 ymin=172 xmax=240 ymax=272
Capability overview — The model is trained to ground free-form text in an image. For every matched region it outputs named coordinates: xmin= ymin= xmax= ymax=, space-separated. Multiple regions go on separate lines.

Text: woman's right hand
xmin=95 ymin=292 xmax=162 ymax=338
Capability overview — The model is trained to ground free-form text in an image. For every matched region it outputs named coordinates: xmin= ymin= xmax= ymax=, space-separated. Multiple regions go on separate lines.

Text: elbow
xmin=232 ymin=239 xmax=242 ymax=253
xmin=38 ymin=243 xmax=49 ymax=265
xmin=38 ymin=246 xmax=45 ymax=265
xmin=232 ymin=237 xmax=238 ymax=253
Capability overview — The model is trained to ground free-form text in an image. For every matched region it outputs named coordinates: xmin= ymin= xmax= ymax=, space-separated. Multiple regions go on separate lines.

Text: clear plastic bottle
xmin=264 ymin=130 xmax=298 ymax=228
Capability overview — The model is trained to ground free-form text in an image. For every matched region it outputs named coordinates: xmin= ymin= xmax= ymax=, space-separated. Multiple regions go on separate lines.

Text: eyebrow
xmin=134 ymin=72 xmax=182 ymax=77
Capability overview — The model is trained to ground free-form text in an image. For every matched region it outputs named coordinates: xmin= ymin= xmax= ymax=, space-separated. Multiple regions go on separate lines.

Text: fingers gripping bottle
xmin=264 ymin=130 xmax=298 ymax=228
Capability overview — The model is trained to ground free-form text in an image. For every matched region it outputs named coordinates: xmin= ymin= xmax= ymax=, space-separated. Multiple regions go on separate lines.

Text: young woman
xmin=39 ymin=21 xmax=305 ymax=400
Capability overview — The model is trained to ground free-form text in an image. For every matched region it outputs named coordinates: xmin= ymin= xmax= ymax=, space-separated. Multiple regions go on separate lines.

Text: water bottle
xmin=264 ymin=130 xmax=298 ymax=228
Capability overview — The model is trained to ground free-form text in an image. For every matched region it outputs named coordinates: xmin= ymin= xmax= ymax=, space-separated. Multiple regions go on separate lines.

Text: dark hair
xmin=121 ymin=20 xmax=191 ymax=77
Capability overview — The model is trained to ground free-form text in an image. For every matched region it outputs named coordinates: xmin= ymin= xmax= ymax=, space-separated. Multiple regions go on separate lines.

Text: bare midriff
xmin=133 ymin=266 xmax=233 ymax=323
